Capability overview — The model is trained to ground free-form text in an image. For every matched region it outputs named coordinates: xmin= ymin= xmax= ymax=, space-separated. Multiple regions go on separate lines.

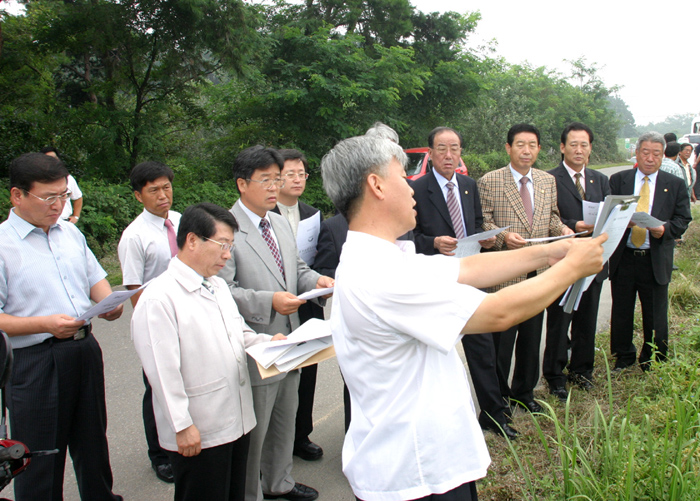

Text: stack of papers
xmin=246 ymin=318 xmax=334 ymax=378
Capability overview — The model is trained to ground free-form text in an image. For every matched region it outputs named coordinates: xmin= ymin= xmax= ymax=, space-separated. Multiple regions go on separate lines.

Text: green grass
xmin=478 ymin=207 xmax=700 ymax=500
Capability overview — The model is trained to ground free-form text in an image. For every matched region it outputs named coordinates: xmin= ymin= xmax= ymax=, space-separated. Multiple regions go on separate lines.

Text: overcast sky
xmin=411 ymin=0 xmax=700 ymax=127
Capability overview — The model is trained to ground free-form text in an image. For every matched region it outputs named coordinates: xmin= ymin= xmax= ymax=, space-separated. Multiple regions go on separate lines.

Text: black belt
xmin=625 ymin=247 xmax=649 ymax=257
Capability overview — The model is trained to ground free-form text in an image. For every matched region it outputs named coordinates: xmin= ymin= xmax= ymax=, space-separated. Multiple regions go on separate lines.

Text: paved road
xmin=3 ymin=164 xmax=631 ymax=500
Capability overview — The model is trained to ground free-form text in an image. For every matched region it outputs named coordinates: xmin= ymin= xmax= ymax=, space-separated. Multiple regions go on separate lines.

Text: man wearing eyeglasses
xmin=220 ymin=145 xmax=334 ymax=501
xmin=0 ymin=153 xmax=123 ymax=500
xmin=272 ymin=149 xmax=326 ymax=463
xmin=118 ymin=161 xmax=179 ymax=483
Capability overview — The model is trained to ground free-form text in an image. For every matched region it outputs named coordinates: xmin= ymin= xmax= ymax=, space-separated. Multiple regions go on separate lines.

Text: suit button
xmin=240 ymin=379 xmax=246 ymax=386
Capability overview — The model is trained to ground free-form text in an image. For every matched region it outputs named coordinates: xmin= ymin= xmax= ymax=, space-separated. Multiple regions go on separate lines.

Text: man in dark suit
xmin=272 ymin=148 xmax=325 ymax=462
xmin=544 ymin=123 xmax=610 ymax=401
xmin=609 ymin=132 xmax=691 ymax=371
xmin=412 ymin=127 xmax=517 ymax=439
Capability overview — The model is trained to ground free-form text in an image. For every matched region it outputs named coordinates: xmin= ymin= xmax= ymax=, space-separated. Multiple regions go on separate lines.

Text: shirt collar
xmin=346 ymin=231 xmax=416 ymax=255
xmin=239 ymin=200 xmax=267 ymax=229
xmin=636 ymin=169 xmax=658 ymax=184
xmin=432 ymin=169 xmax=455 ymax=189
xmin=167 ymin=256 xmax=205 ymax=293
xmin=7 ymin=208 xmax=64 ymax=240
xmin=509 ymin=164 xmax=533 ymax=184
xmin=563 ymin=161 xmax=586 ymax=179
xmin=141 ymin=208 xmax=170 ymax=228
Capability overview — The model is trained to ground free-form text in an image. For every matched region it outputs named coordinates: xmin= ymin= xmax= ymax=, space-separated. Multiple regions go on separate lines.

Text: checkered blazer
xmin=477 ymin=166 xmax=566 ymax=290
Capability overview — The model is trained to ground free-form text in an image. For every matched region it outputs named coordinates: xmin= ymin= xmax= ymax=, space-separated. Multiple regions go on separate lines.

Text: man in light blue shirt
xmin=0 ymin=153 xmax=124 ymax=500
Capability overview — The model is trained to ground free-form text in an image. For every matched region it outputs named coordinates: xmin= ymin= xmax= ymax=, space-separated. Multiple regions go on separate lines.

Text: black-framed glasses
xmin=246 ymin=178 xmax=285 ymax=189
xmin=202 ymin=237 xmax=235 ymax=252
xmin=24 ymin=189 xmax=72 ymax=205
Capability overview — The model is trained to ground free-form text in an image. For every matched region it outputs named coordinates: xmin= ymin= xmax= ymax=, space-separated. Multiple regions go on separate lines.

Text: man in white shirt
xmin=41 ymin=147 xmax=84 ymax=224
xmin=118 ymin=161 xmax=179 ymax=483
xmin=320 ymin=135 xmax=606 ymax=501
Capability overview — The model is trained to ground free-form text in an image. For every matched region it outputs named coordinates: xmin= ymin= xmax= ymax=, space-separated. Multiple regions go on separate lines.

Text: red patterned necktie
xmin=519 ymin=177 xmax=533 ymax=227
xmin=164 ymin=219 xmax=178 ymax=257
xmin=260 ymin=218 xmax=285 ymax=280
xmin=446 ymin=182 xmax=466 ymax=239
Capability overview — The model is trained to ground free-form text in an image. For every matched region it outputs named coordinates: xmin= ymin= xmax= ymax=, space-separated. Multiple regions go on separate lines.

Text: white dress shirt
xmin=509 ymin=164 xmax=534 ymax=207
xmin=626 ymin=170 xmax=658 ymax=250
xmin=563 ymin=162 xmax=586 ymax=194
xmin=332 ymin=231 xmax=490 ymax=501
xmin=118 ymin=209 xmax=181 ymax=286
xmin=277 ymin=202 xmax=301 ymax=238
xmin=239 ymin=201 xmax=281 ymax=249
xmin=61 ymin=174 xmax=83 ymax=220
xmin=132 ymin=257 xmax=271 ymax=451
xmin=432 ymin=170 xmax=468 ymax=237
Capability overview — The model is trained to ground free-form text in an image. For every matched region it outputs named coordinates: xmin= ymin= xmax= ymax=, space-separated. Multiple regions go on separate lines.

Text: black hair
xmin=561 ymin=122 xmax=594 ymax=145
xmin=232 ymin=145 xmax=284 ymax=194
xmin=176 ymin=203 xmax=239 ymax=249
xmin=278 ymin=149 xmax=309 ymax=172
xmin=10 ymin=152 xmax=69 ymax=192
xmin=130 ymin=161 xmax=174 ymax=192
xmin=663 ymin=132 xmax=677 ymax=144
xmin=427 ymin=127 xmax=463 ymax=148
xmin=665 ymin=141 xmax=681 ymax=158
xmin=507 ymin=123 xmax=541 ymax=146
xmin=39 ymin=146 xmax=59 ymax=156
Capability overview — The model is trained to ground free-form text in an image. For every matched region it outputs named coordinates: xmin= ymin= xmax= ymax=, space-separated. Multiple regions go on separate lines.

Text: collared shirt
xmin=509 ymin=164 xmax=534 ymax=207
xmin=432 ymin=169 xmax=468 ymax=237
xmin=563 ymin=162 xmax=586 ymax=195
xmin=0 ymin=210 xmax=106 ymax=349
xmin=277 ymin=202 xmax=301 ymax=238
xmin=239 ymin=201 xmax=281 ymax=249
xmin=118 ymin=209 xmax=181 ymax=286
xmin=660 ymin=158 xmax=685 ymax=182
xmin=132 ymin=257 xmax=270 ymax=451
xmin=333 ymin=231 xmax=490 ymax=501
xmin=61 ymin=174 xmax=83 ymax=220
xmin=626 ymin=170 xmax=658 ymax=250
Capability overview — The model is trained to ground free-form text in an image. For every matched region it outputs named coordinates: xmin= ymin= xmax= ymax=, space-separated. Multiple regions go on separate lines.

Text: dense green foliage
xmin=1 ymin=0 xmax=629 ymax=247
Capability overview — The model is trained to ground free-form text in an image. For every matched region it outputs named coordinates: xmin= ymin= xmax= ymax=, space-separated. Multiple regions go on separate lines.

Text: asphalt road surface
xmin=2 ymin=164 xmax=630 ymax=500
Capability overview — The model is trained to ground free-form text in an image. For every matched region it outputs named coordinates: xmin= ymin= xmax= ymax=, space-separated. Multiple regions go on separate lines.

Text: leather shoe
xmin=549 ymin=386 xmax=568 ymax=403
xmin=482 ymin=421 xmax=519 ymax=440
xmin=513 ymin=398 xmax=542 ymax=413
xmin=152 ymin=463 xmax=174 ymax=483
xmin=264 ymin=482 xmax=319 ymax=501
xmin=569 ymin=374 xmax=594 ymax=391
xmin=293 ymin=439 xmax=323 ymax=461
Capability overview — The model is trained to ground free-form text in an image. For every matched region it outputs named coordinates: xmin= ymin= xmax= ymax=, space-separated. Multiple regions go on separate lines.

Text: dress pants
xmin=356 ymin=481 xmax=478 ymax=501
xmin=294 ymin=364 xmax=318 ymax=444
xmin=246 ymin=370 xmax=300 ymax=501
xmin=544 ymin=279 xmax=603 ymax=386
xmin=460 ymin=333 xmax=510 ymax=427
xmin=143 ymin=370 xmax=169 ymax=466
xmin=493 ymin=311 xmax=544 ymax=403
xmin=610 ymin=249 xmax=669 ymax=368
xmin=6 ymin=334 xmax=121 ymax=501
xmin=167 ymin=433 xmax=250 ymax=501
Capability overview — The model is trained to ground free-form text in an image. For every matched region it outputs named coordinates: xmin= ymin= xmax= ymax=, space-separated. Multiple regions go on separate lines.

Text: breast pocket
xmin=185 ymin=377 xmax=236 ymax=434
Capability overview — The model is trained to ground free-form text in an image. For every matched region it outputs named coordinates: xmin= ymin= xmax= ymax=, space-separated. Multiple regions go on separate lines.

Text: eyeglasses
xmin=283 ymin=172 xmax=309 ymax=181
xmin=246 ymin=178 xmax=285 ymax=189
xmin=202 ymin=237 xmax=235 ymax=252
xmin=434 ymin=145 xmax=462 ymax=155
xmin=24 ymin=189 xmax=72 ymax=205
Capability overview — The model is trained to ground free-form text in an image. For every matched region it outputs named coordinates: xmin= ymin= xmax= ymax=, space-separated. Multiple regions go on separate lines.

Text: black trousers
xmin=461 ymin=333 xmax=510 ymax=427
xmin=143 ymin=370 xmax=169 ymax=466
xmin=543 ymin=279 xmax=603 ymax=387
xmin=6 ymin=334 xmax=120 ymax=501
xmin=610 ymin=249 xmax=669 ymax=368
xmin=356 ymin=480 xmax=478 ymax=501
xmin=294 ymin=363 xmax=318 ymax=444
xmin=168 ymin=433 xmax=250 ymax=501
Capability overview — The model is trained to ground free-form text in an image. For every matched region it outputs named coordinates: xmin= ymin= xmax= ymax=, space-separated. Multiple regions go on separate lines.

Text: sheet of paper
xmin=255 ymin=346 xmax=336 ymax=379
xmin=630 ymin=211 xmax=664 ymax=229
xmin=275 ymin=337 xmax=332 ymax=366
xmin=453 ymin=226 xmax=509 ymax=258
xmin=297 ymin=287 xmax=333 ymax=301
xmin=524 ymin=231 xmax=587 ymax=243
xmin=297 ymin=212 xmax=321 ymax=265
xmin=75 ymin=284 xmax=147 ymax=321
xmin=582 ymin=201 xmax=601 ymax=225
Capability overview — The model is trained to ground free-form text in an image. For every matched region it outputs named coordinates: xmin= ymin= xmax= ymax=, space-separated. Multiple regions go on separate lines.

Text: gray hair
xmin=364 ymin=122 xmax=400 ymax=144
xmin=636 ymin=131 xmax=666 ymax=152
xmin=321 ymin=136 xmax=407 ymax=220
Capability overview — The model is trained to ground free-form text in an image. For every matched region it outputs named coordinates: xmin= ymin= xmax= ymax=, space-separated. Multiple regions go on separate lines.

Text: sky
xmin=410 ymin=0 xmax=700 ymax=127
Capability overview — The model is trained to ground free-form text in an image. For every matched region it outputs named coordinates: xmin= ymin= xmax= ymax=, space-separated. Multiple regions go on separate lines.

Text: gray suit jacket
xmin=219 ymin=200 xmax=321 ymax=386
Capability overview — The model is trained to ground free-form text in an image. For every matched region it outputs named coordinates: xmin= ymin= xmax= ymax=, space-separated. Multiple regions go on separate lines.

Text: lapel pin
xmin=589 ymin=179 xmax=594 ymax=183
xmin=664 ymin=188 xmax=668 ymax=192
xmin=464 ymin=190 xmax=468 ymax=195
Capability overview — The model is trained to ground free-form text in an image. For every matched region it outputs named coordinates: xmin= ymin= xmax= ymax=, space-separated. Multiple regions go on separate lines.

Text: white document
xmin=582 ymin=201 xmax=602 ymax=225
xmin=524 ymin=231 xmax=587 ymax=243
xmin=297 ymin=287 xmax=333 ymax=301
xmin=75 ymin=284 xmax=147 ymax=321
xmin=297 ymin=212 xmax=321 ymax=265
xmin=273 ymin=338 xmax=332 ymax=372
xmin=630 ymin=211 xmax=664 ymax=229
xmin=453 ymin=226 xmax=509 ymax=258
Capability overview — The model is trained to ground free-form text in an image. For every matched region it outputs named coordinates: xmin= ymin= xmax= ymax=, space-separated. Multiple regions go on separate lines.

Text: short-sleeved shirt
xmin=118 ymin=209 xmax=181 ymax=286
xmin=61 ymin=174 xmax=83 ymax=220
xmin=0 ymin=210 xmax=106 ymax=349
xmin=332 ymin=231 xmax=490 ymax=501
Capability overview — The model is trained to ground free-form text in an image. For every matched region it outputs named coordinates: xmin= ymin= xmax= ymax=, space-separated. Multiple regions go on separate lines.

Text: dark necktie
xmin=164 ymin=219 xmax=178 ymax=257
xmin=260 ymin=218 xmax=285 ymax=280
xmin=202 ymin=278 xmax=214 ymax=294
xmin=574 ymin=173 xmax=585 ymax=200
xmin=519 ymin=177 xmax=533 ymax=227
xmin=446 ymin=182 xmax=466 ymax=239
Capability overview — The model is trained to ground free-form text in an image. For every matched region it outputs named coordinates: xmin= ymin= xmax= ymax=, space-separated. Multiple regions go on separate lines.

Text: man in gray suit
xmin=220 ymin=145 xmax=334 ymax=501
